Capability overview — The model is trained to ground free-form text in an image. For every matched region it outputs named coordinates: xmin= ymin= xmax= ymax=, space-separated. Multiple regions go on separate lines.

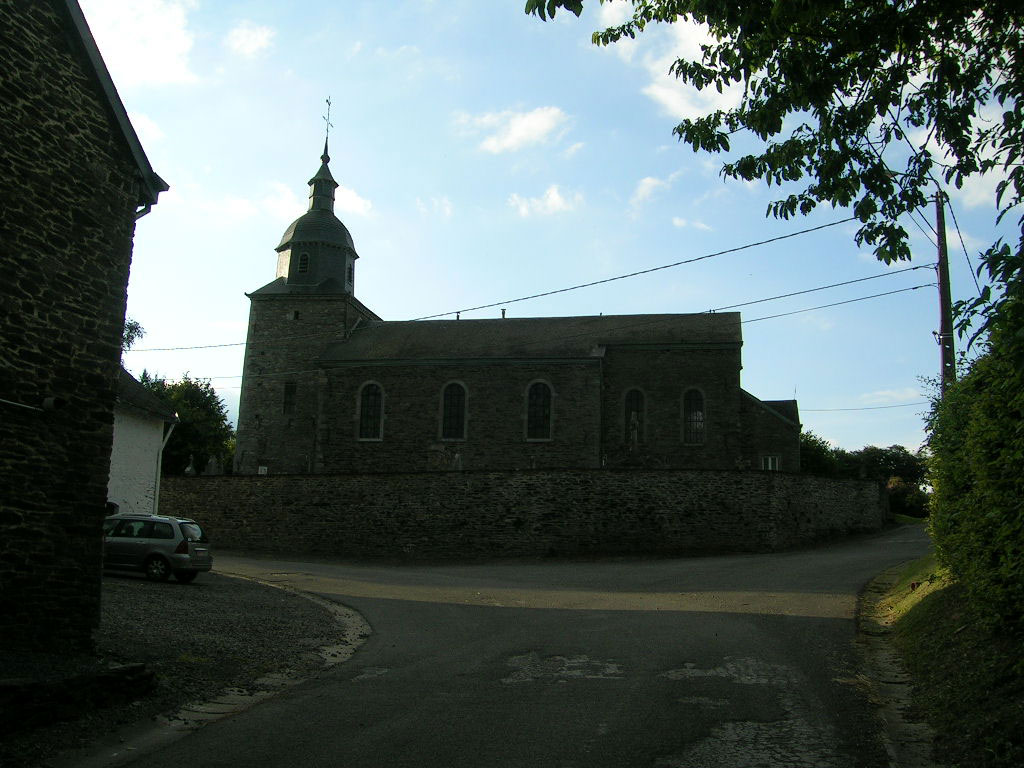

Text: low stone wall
xmin=161 ymin=469 xmax=889 ymax=559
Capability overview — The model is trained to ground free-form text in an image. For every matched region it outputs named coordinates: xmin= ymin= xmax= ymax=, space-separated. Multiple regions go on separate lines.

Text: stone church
xmin=233 ymin=143 xmax=800 ymax=475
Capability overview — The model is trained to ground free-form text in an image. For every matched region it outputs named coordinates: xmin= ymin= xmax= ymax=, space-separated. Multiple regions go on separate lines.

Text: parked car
xmin=102 ymin=513 xmax=213 ymax=583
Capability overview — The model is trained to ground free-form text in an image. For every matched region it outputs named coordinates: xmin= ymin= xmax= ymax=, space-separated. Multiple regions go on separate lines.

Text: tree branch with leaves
xmin=526 ymin=0 xmax=1023 ymax=353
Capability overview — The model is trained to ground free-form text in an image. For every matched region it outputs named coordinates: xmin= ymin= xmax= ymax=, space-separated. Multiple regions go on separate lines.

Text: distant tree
xmin=140 ymin=372 xmax=234 ymax=476
xmin=121 ymin=317 xmax=144 ymax=352
xmin=799 ymin=431 xmax=837 ymax=476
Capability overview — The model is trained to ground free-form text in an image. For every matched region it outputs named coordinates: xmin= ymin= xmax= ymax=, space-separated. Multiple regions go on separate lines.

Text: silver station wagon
xmin=102 ymin=514 xmax=213 ymax=583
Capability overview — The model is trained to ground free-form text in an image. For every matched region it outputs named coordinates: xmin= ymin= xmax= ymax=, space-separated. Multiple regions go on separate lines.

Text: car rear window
xmin=179 ymin=522 xmax=207 ymax=543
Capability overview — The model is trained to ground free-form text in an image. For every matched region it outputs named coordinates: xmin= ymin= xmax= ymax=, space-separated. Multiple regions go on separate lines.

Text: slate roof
xmin=322 ymin=313 xmax=741 ymax=363
xmin=742 ymin=390 xmax=801 ymax=427
xmin=117 ymin=368 xmax=177 ymax=422
xmin=276 ymin=209 xmax=356 ymax=253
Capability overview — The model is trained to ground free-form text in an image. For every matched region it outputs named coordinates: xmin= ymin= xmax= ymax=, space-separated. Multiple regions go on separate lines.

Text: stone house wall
xmin=160 ymin=469 xmax=889 ymax=559
xmin=740 ymin=394 xmax=801 ymax=471
xmin=317 ymin=360 xmax=604 ymax=472
xmin=0 ymin=1 xmax=156 ymax=652
xmin=599 ymin=345 xmax=743 ymax=467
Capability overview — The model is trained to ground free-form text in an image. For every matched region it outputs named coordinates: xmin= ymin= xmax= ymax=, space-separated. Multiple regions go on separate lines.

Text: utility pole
xmin=935 ymin=192 xmax=956 ymax=395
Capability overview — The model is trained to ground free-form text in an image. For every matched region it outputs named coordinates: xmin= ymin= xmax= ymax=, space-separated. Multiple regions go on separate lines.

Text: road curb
xmin=856 ymin=565 xmax=944 ymax=768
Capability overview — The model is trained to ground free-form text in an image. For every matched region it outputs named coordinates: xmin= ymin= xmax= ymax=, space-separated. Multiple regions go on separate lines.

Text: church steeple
xmin=272 ymin=131 xmax=359 ymax=293
xmin=308 ymin=138 xmax=338 ymax=212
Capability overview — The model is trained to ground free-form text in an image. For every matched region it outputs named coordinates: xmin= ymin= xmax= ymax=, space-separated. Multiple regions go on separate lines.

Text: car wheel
xmin=144 ymin=556 xmax=171 ymax=582
xmin=174 ymin=570 xmax=198 ymax=584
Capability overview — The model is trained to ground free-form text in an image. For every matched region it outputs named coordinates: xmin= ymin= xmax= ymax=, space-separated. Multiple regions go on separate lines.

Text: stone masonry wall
xmin=318 ymin=360 xmax=604 ymax=472
xmin=161 ymin=470 xmax=889 ymax=559
xmin=0 ymin=1 xmax=142 ymax=652
xmin=235 ymin=294 xmax=377 ymax=474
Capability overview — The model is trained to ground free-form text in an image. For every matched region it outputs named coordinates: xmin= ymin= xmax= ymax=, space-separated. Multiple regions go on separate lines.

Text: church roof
xmin=276 ymin=208 xmax=356 ymax=252
xmin=321 ymin=313 xmax=741 ymax=363
xmin=742 ymin=390 xmax=801 ymax=428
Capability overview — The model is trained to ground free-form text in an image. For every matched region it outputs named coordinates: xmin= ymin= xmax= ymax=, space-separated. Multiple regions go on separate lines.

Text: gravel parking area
xmin=3 ymin=570 xmax=363 ymax=768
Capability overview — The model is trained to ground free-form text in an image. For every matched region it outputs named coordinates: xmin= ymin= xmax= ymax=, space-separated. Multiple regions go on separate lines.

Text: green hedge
xmin=927 ymin=348 xmax=1024 ymax=631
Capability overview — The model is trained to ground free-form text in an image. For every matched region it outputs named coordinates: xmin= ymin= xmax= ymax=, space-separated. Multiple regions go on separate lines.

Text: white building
xmin=107 ymin=368 xmax=177 ymax=515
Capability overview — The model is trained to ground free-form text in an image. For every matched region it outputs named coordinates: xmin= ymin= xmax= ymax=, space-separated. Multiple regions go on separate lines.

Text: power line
xmin=707 ymin=263 xmax=932 ymax=312
xmin=742 ymin=283 xmax=934 ymax=323
xmin=410 ymin=216 xmax=857 ymax=321
xmin=127 ymin=216 xmax=862 ymax=353
xmin=127 ymin=265 xmax=931 ymax=357
xmin=803 ymin=401 xmax=928 ymax=412
xmin=943 ymin=198 xmax=985 ymax=297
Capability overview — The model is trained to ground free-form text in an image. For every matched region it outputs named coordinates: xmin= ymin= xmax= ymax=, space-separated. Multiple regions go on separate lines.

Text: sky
xmin=79 ymin=0 xmax=1011 ymax=451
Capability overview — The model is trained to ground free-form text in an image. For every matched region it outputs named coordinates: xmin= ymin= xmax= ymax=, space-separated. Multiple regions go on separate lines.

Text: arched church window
xmin=297 ymin=253 xmax=310 ymax=273
xmin=440 ymin=382 xmax=466 ymax=440
xmin=526 ymin=381 xmax=552 ymax=440
xmin=358 ymin=383 xmax=383 ymax=440
xmin=683 ymin=389 xmax=706 ymax=444
xmin=624 ymin=389 xmax=644 ymax=445
xmin=347 ymin=263 xmax=354 ymax=285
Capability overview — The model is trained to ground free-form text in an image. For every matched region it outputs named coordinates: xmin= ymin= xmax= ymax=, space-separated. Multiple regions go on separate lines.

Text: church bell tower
xmin=233 ymin=139 xmax=381 ymax=475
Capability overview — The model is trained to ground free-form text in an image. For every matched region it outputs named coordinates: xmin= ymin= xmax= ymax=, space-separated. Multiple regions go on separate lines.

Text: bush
xmin=886 ymin=476 xmax=930 ymax=518
xmin=927 ymin=348 xmax=1024 ymax=631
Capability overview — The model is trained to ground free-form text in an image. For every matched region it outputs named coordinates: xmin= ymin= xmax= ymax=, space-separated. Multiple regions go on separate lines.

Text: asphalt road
xmin=107 ymin=525 xmax=931 ymax=768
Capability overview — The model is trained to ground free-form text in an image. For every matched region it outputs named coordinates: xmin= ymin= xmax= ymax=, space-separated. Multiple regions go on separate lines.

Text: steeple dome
xmin=274 ymin=140 xmax=359 ymax=293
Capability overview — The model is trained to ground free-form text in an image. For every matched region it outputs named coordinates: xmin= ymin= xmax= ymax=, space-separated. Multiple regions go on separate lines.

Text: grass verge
xmin=872 ymin=553 xmax=1024 ymax=767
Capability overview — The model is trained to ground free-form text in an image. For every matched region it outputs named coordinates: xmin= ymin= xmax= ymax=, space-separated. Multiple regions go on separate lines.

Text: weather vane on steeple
xmin=323 ymin=96 xmax=334 ymax=139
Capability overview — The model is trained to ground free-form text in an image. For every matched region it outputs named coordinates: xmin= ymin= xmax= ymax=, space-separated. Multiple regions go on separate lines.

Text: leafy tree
xmin=799 ymin=430 xmax=837 ymax=476
xmin=121 ymin=317 xmax=144 ymax=352
xmin=140 ymin=372 xmax=234 ymax=476
xmin=526 ymin=0 xmax=1023 ymax=349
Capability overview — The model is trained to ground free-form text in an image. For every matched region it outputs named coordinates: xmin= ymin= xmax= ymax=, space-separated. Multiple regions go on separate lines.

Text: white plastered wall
xmin=107 ymin=407 xmax=165 ymax=516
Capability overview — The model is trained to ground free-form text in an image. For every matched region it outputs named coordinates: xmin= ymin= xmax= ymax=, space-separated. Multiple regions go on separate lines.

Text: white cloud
xmin=336 ymin=185 xmax=373 ymax=216
xmin=128 ymin=112 xmax=164 ymax=145
xmin=630 ymin=170 xmax=684 ymax=211
xmin=860 ymin=387 xmax=922 ymax=405
xmin=671 ymin=217 xmax=712 ymax=231
xmin=598 ymin=0 xmax=633 ymax=27
xmin=597 ymin=0 xmax=638 ymax=62
xmin=79 ymin=0 xmax=198 ymax=87
xmin=508 ymin=185 xmax=582 ymax=217
xmin=631 ymin=176 xmax=669 ymax=208
xmin=456 ymin=107 xmax=570 ymax=153
xmin=594 ymin=14 xmax=743 ymax=121
xmin=949 ymin=170 xmax=1004 ymax=210
xmin=564 ymin=142 xmax=585 ymax=158
xmin=224 ymin=21 xmax=276 ymax=58
xmin=416 ymin=196 xmax=454 ymax=218
xmin=799 ymin=314 xmax=836 ymax=332
xmin=261 ymin=182 xmax=303 ymax=222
